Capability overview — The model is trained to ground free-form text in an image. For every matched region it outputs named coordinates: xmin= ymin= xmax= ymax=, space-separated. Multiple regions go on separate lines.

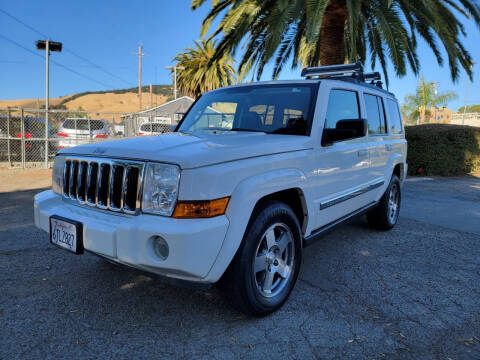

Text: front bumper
xmin=34 ymin=190 xmax=229 ymax=283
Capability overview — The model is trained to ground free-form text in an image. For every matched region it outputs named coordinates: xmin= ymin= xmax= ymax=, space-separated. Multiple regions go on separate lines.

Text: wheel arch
xmin=204 ymin=168 xmax=311 ymax=283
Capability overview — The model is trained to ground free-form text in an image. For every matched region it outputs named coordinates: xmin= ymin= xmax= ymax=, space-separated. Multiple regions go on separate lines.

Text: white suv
xmin=35 ymin=63 xmax=407 ymax=316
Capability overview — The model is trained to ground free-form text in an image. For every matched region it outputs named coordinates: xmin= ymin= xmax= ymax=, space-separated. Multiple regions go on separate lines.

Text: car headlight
xmin=52 ymin=156 xmax=66 ymax=195
xmin=142 ymin=163 xmax=180 ymax=216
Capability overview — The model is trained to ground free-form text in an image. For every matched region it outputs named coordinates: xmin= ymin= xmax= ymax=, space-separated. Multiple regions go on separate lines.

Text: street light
xmin=165 ymin=65 xmax=185 ymax=100
xmin=36 ymin=39 xmax=62 ymax=168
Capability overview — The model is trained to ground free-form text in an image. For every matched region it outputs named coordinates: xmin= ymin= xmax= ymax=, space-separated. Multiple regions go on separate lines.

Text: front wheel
xmin=223 ymin=200 xmax=302 ymax=316
xmin=367 ymin=174 xmax=401 ymax=230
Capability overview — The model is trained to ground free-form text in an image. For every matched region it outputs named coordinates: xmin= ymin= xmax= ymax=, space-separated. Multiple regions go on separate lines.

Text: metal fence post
xmin=21 ymin=109 xmax=25 ymax=169
xmin=88 ymin=116 xmax=91 ymax=143
xmin=45 ymin=108 xmax=49 ymax=168
xmin=7 ymin=109 xmax=11 ymax=166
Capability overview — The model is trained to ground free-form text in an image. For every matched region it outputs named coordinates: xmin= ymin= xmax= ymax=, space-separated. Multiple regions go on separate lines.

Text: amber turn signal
xmin=172 ymin=197 xmax=230 ymax=218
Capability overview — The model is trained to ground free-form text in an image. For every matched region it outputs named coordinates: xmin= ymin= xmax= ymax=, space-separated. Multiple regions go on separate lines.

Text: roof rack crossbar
xmin=364 ymin=72 xmax=381 ymax=81
xmin=300 ymin=62 xmax=384 ymax=89
xmin=301 ymin=62 xmax=364 ymax=79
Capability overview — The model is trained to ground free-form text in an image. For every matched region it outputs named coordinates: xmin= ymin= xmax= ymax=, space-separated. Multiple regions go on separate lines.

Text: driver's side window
xmin=325 ymin=89 xmax=360 ymax=129
xmin=322 ymin=89 xmax=366 ymax=145
xmin=324 ymin=89 xmax=360 ymax=129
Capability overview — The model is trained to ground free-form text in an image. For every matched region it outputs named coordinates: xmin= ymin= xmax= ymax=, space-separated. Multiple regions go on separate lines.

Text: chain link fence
xmin=0 ymin=108 xmax=130 ymax=169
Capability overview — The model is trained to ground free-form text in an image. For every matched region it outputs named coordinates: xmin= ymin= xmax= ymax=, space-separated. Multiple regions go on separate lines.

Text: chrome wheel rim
xmin=253 ymin=223 xmax=295 ymax=298
xmin=388 ymin=184 xmax=400 ymax=224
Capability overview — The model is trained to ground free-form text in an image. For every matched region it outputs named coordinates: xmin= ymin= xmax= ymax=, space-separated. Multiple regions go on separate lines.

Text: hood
xmin=59 ymin=131 xmax=313 ymax=169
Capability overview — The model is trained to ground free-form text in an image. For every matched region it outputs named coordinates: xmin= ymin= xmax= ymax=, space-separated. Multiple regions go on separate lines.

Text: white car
xmin=57 ymin=118 xmax=112 ymax=148
xmin=138 ymin=122 xmax=171 ymax=136
xmin=35 ymin=63 xmax=407 ymax=316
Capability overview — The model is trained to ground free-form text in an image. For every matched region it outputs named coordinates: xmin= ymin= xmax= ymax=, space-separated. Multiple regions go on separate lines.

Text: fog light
xmin=152 ymin=236 xmax=169 ymax=260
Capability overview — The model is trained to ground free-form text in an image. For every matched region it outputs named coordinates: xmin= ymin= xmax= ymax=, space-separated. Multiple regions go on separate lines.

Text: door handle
xmin=385 ymin=144 xmax=393 ymax=151
xmin=357 ymin=150 xmax=369 ymax=157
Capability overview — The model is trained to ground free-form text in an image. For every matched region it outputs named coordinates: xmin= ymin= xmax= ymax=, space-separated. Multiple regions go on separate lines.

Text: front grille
xmin=62 ymin=157 xmax=144 ymax=215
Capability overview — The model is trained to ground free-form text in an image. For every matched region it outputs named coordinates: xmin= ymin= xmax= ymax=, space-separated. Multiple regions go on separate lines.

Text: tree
xmin=173 ymin=39 xmax=237 ymax=98
xmin=458 ymin=104 xmax=480 ymax=113
xmin=191 ymin=0 xmax=479 ymax=84
xmin=402 ymin=76 xmax=457 ymax=124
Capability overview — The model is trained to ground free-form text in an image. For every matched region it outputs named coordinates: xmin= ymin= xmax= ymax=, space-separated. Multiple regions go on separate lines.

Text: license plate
xmin=50 ymin=216 xmax=83 ymax=254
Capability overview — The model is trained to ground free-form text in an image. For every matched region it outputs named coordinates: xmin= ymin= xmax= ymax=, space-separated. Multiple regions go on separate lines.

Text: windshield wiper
xmin=231 ymin=128 xmax=265 ymax=133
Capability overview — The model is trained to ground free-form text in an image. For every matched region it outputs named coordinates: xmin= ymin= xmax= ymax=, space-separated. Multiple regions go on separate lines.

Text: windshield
xmin=178 ymin=83 xmax=317 ymax=135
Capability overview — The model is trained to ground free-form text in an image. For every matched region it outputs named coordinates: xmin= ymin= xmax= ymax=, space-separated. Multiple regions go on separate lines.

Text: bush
xmin=405 ymin=124 xmax=480 ymax=176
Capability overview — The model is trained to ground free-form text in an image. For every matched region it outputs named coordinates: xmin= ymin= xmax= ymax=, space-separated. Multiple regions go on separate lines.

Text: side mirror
xmin=322 ymin=119 xmax=367 ymax=146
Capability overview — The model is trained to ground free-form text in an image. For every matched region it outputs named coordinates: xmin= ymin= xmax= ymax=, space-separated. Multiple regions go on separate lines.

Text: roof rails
xmin=301 ymin=62 xmax=383 ymax=88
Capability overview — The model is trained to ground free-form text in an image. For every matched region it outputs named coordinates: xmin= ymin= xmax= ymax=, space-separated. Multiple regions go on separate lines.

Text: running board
xmin=303 ymin=202 xmax=378 ymax=247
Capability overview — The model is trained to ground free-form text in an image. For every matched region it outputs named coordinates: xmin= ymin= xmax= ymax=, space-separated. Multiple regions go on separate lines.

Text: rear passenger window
xmin=325 ymin=90 xmax=360 ymax=129
xmin=386 ymin=99 xmax=403 ymax=134
xmin=364 ymin=94 xmax=387 ymax=134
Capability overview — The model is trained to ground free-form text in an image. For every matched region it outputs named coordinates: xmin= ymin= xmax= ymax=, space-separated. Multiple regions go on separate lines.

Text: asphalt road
xmin=1 ymin=177 xmax=479 ymax=359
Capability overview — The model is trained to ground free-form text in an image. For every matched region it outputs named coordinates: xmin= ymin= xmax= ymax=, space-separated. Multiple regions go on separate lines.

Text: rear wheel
xmin=367 ymin=174 xmax=401 ymax=230
xmin=223 ymin=200 xmax=302 ymax=316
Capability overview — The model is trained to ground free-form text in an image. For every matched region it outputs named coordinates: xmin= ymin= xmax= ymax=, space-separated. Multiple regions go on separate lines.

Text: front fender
xmin=203 ymin=168 xmax=310 ymax=283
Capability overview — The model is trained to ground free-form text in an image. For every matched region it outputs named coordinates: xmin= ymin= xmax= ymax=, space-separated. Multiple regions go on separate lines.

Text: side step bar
xmin=303 ymin=202 xmax=378 ymax=247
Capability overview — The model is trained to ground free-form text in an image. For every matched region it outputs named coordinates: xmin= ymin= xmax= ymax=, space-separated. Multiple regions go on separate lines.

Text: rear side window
xmin=63 ymin=119 xmax=105 ymax=130
xmin=324 ymin=89 xmax=360 ymax=129
xmin=386 ymin=99 xmax=403 ymax=134
xmin=364 ymin=94 xmax=387 ymax=134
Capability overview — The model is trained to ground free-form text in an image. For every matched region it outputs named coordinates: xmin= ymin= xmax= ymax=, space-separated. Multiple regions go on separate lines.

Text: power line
xmin=0 ymin=8 xmax=47 ymax=38
xmin=0 ymin=34 xmax=115 ymax=88
xmin=62 ymin=48 xmax=133 ymax=86
xmin=0 ymin=7 xmax=133 ymax=87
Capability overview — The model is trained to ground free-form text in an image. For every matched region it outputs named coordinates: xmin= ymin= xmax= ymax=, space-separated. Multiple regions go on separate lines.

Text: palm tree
xmin=173 ymin=39 xmax=237 ymax=98
xmin=191 ymin=0 xmax=479 ymax=84
xmin=402 ymin=76 xmax=458 ymax=124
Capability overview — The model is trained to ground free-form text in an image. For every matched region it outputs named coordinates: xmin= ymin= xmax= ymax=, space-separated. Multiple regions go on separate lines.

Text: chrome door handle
xmin=385 ymin=144 xmax=393 ymax=151
xmin=357 ymin=150 xmax=369 ymax=157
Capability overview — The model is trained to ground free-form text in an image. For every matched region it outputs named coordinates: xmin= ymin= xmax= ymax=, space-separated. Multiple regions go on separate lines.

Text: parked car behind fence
xmin=57 ymin=118 xmax=113 ymax=149
xmin=0 ymin=109 xmax=125 ymax=168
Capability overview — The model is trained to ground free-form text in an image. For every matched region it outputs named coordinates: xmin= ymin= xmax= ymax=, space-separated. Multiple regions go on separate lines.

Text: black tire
xmin=367 ymin=174 xmax=401 ymax=230
xmin=222 ymin=200 xmax=302 ymax=316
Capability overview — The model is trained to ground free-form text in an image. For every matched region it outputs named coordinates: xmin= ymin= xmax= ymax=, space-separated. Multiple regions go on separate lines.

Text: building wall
xmin=451 ymin=113 xmax=480 ymax=127
xmin=122 ymin=97 xmax=194 ymax=136
xmin=429 ymin=106 xmax=456 ymax=124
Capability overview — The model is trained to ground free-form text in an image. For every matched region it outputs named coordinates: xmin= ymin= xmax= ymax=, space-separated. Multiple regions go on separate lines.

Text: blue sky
xmin=1 ymin=0 xmax=479 ymax=111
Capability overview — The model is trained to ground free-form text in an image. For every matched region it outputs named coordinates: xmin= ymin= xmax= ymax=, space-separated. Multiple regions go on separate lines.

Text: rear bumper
xmin=34 ymin=190 xmax=230 ymax=283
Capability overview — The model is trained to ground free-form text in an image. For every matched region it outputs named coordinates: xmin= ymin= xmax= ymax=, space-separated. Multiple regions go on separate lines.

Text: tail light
xmin=57 ymin=132 xmax=69 ymax=137
xmin=138 ymin=132 xmax=146 ymax=136
xmin=94 ymin=133 xmax=109 ymax=139
xmin=15 ymin=132 xmax=33 ymax=138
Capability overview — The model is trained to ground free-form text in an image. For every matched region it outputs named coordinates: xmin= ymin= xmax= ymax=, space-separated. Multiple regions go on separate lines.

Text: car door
xmin=361 ymin=92 xmax=390 ymax=200
xmin=310 ymin=84 xmax=373 ymax=230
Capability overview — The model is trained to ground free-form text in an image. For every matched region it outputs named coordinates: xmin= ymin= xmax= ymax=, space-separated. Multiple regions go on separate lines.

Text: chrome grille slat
xmin=69 ymin=161 xmax=78 ymax=200
xmin=77 ymin=161 xmax=87 ymax=203
xmin=61 ymin=156 xmax=144 ymax=215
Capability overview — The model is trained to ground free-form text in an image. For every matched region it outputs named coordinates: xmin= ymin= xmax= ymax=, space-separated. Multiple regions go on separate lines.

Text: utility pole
xmin=133 ymin=45 xmax=146 ymax=110
xmin=165 ymin=65 xmax=185 ymax=99
xmin=149 ymin=83 xmax=153 ymax=109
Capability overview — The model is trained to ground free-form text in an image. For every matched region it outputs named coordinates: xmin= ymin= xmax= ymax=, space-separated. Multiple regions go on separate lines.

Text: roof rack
xmin=301 ymin=62 xmax=384 ymax=88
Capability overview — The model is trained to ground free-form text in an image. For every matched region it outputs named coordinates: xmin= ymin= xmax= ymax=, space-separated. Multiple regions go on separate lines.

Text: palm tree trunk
xmin=419 ymin=105 xmax=425 ymax=124
xmin=319 ymin=0 xmax=349 ymax=66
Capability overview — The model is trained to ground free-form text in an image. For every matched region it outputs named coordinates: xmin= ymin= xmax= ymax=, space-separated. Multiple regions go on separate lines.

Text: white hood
xmin=59 ymin=131 xmax=313 ymax=169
